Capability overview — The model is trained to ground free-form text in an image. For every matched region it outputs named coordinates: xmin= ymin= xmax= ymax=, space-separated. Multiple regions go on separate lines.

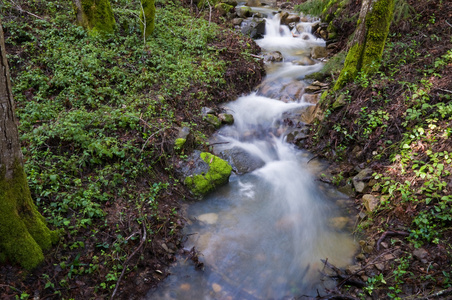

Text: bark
xmin=140 ymin=0 xmax=156 ymax=40
xmin=0 ymin=18 xmax=57 ymax=270
xmin=73 ymin=0 xmax=116 ymax=34
xmin=334 ymin=0 xmax=394 ymax=90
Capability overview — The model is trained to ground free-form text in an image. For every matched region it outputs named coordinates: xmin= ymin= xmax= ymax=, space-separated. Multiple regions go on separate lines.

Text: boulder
xmin=204 ymin=114 xmax=222 ymax=128
xmin=263 ymin=51 xmax=283 ymax=62
xmin=219 ymin=146 xmax=265 ymax=174
xmin=184 ymin=152 xmax=232 ymax=196
xmin=218 ymin=113 xmax=234 ymax=125
xmin=311 ymin=46 xmax=328 ymax=59
xmin=215 ymin=3 xmax=233 ymax=16
xmin=237 ymin=6 xmax=252 ymax=18
xmin=241 ymin=18 xmax=266 ymax=39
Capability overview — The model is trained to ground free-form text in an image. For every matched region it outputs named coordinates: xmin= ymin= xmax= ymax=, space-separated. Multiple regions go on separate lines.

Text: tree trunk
xmin=334 ymin=0 xmax=394 ymax=90
xmin=73 ymin=0 xmax=116 ymax=34
xmin=0 ymin=18 xmax=57 ymax=270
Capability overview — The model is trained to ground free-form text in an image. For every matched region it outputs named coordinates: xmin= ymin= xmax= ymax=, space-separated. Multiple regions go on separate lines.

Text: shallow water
xmin=147 ymin=12 xmax=356 ymax=300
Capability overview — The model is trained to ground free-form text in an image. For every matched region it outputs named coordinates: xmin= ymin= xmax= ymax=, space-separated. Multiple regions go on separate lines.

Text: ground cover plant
xmin=301 ymin=0 xmax=452 ymax=298
xmin=0 ymin=0 xmax=264 ymax=298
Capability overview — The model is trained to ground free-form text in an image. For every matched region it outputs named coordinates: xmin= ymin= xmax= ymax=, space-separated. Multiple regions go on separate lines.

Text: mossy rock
xmin=184 ymin=152 xmax=232 ymax=196
xmin=204 ymin=114 xmax=222 ymax=128
xmin=215 ymin=3 xmax=233 ymax=16
xmin=174 ymin=138 xmax=186 ymax=150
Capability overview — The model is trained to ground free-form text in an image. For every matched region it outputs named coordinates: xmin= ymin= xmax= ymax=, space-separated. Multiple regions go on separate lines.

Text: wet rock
xmin=311 ymin=46 xmax=328 ymax=59
xmin=329 ymin=216 xmax=350 ymax=230
xmin=356 ymin=253 xmax=366 ymax=261
xmin=304 ymin=85 xmax=322 ymax=93
xmin=292 ymin=57 xmax=316 ymax=66
xmin=219 ymin=146 xmax=265 ymax=174
xmin=241 ymin=18 xmax=266 ymax=39
xmin=336 ymin=199 xmax=354 ymax=209
xmin=280 ymin=13 xmax=300 ymax=25
xmin=218 ymin=113 xmax=234 ymax=125
xmin=212 ymin=283 xmax=222 ymax=293
xmin=302 ymin=93 xmax=319 ymax=104
xmin=246 ymin=0 xmax=261 ymax=6
xmin=202 ymin=106 xmax=216 ymax=115
xmin=362 ymin=194 xmax=380 ymax=212
xmin=197 ymin=213 xmax=219 ymax=224
xmin=180 ymin=283 xmax=191 ymax=291
xmin=204 ymin=114 xmax=222 ymax=128
xmin=231 ymin=18 xmax=244 ymax=26
xmin=263 ymin=51 xmax=283 ymax=62
xmin=237 ymin=6 xmax=252 ymax=18
xmin=352 ymin=168 xmax=373 ymax=193
xmin=338 ymin=181 xmax=356 ymax=197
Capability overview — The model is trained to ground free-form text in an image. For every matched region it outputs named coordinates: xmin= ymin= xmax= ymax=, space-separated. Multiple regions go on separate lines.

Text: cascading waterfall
xmin=148 ymin=9 xmax=356 ymax=300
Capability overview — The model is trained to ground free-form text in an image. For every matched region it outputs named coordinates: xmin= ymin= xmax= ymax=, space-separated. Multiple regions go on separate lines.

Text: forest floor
xmin=1 ymin=0 xmax=451 ymax=299
xmin=301 ymin=0 xmax=452 ymax=298
xmin=0 ymin=1 xmax=264 ymax=299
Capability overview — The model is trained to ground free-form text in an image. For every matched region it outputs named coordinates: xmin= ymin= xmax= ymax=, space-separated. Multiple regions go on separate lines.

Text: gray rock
xmin=220 ymin=146 xmax=265 ymax=174
xmin=241 ymin=18 xmax=266 ymax=39
xmin=231 ymin=18 xmax=244 ymax=26
xmin=353 ymin=168 xmax=373 ymax=193
xmin=263 ymin=51 xmax=283 ymax=62
xmin=202 ymin=106 xmax=216 ymax=115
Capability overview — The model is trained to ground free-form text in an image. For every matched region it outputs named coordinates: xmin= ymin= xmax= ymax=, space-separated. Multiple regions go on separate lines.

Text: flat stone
xmin=197 ymin=213 xmax=219 ymax=224
xmin=212 ymin=283 xmax=222 ymax=293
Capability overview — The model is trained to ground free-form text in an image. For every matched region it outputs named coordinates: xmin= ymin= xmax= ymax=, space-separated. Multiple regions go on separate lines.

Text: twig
xmin=446 ymin=20 xmax=452 ymax=28
xmin=10 ymin=1 xmax=46 ymax=21
xmin=410 ymin=286 xmax=452 ymax=299
xmin=110 ymin=222 xmax=147 ymax=300
xmin=376 ymin=230 xmax=409 ymax=251
xmin=436 ymin=88 xmax=452 ymax=94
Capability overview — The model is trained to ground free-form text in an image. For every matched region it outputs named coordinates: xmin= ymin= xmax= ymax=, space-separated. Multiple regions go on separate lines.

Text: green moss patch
xmin=184 ymin=152 xmax=232 ymax=196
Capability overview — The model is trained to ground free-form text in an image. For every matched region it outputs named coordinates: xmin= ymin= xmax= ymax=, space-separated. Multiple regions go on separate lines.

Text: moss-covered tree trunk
xmin=0 ymin=18 xmax=57 ymax=270
xmin=334 ymin=0 xmax=394 ymax=90
xmin=73 ymin=0 xmax=116 ymax=34
xmin=140 ymin=0 xmax=155 ymax=40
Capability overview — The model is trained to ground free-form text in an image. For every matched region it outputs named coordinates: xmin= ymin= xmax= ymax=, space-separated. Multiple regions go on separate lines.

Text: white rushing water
xmin=148 ymin=10 xmax=356 ymax=300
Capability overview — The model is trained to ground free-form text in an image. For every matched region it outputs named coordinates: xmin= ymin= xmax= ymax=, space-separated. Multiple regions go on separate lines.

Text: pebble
xmin=212 ymin=283 xmax=222 ymax=293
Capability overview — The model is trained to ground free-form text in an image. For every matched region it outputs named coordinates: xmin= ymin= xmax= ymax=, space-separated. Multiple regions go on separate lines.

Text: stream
xmin=148 ymin=8 xmax=357 ymax=300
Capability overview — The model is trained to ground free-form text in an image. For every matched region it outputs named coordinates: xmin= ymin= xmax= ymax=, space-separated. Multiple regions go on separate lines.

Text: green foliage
xmin=392 ymin=0 xmax=415 ymax=24
xmin=2 ymin=0 xmax=241 ymax=295
xmin=294 ymin=0 xmax=330 ymax=16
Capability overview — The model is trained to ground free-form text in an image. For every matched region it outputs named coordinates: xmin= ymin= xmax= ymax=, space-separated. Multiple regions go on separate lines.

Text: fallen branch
xmin=376 ymin=230 xmax=409 ymax=251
